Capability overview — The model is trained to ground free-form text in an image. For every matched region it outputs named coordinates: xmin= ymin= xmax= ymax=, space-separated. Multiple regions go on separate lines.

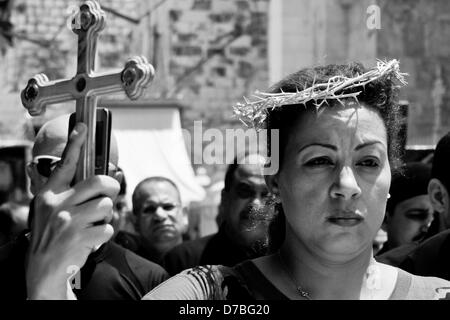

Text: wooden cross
xmin=21 ymin=0 xmax=154 ymax=183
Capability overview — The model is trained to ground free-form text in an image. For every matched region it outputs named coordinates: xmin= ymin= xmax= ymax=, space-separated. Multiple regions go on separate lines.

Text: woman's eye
xmin=357 ymin=158 xmax=379 ymax=167
xmin=305 ymin=157 xmax=333 ymax=167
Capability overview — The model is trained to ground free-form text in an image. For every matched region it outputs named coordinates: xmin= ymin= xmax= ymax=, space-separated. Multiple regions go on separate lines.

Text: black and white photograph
xmin=0 ymin=0 xmax=450 ymax=311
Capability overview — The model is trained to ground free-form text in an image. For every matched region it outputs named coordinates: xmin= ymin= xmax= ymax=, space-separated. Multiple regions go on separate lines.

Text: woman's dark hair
xmin=265 ymin=62 xmax=404 ymax=171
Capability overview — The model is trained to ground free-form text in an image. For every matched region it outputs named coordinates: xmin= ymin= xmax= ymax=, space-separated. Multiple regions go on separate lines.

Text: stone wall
xmin=166 ymin=0 xmax=269 ymax=125
xmin=3 ymin=0 xmax=142 ymax=127
xmin=378 ymin=0 xmax=450 ymax=145
xmin=2 ymin=0 xmax=269 ymax=146
xmin=269 ymin=0 xmax=377 ymax=83
xmin=268 ymin=0 xmax=449 ymax=146
xmin=4 ymin=0 xmax=449 ymax=151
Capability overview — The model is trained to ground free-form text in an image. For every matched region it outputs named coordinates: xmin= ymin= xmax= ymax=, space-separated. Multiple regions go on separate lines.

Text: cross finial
xmin=21 ymin=1 xmax=155 ymax=182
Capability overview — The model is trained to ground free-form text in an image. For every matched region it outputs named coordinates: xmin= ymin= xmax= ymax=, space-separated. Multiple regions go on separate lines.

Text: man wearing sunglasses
xmin=115 ymin=176 xmax=188 ymax=264
xmin=163 ymin=152 xmax=277 ymax=275
xmin=0 ymin=115 xmax=169 ymax=300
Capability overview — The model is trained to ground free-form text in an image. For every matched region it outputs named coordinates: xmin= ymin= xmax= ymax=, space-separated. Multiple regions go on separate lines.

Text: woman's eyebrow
xmin=354 ymin=141 xmax=383 ymax=151
xmin=298 ymin=143 xmax=337 ymax=153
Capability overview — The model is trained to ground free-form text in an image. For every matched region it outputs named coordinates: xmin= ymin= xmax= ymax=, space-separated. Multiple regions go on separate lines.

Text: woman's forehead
xmin=288 ymin=105 xmax=387 ymax=147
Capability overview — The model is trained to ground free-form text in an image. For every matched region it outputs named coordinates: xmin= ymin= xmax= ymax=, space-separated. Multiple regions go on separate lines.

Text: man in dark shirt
xmin=163 ymin=153 xmax=276 ymax=275
xmin=376 ymin=162 xmax=434 ymax=256
xmin=115 ymin=176 xmax=188 ymax=264
xmin=0 ymin=230 xmax=168 ymax=300
xmin=378 ymin=132 xmax=450 ymax=280
xmin=0 ymin=115 xmax=169 ymax=299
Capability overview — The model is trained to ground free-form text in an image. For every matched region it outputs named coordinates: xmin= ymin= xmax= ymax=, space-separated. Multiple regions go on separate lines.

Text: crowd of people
xmin=1 ymin=59 xmax=450 ymax=300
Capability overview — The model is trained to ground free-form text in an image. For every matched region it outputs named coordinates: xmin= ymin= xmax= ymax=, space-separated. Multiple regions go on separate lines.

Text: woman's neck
xmin=278 ymin=230 xmax=375 ymax=300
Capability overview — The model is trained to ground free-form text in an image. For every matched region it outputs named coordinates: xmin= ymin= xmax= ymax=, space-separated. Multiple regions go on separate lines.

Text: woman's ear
xmin=428 ymin=178 xmax=449 ymax=215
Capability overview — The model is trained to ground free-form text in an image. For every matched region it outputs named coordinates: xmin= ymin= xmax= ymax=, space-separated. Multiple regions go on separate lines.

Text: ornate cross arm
xmin=21 ymin=76 xmax=74 ymax=116
xmin=21 ymin=56 xmax=154 ymax=116
xmin=20 ymin=0 xmax=155 ymax=183
xmin=88 ymin=56 xmax=155 ymax=98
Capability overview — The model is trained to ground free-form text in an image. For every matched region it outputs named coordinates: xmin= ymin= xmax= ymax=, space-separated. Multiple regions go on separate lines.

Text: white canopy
xmin=101 ymin=100 xmax=205 ymax=206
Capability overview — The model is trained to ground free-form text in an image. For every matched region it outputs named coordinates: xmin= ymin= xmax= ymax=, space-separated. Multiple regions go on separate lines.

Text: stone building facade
xmin=2 ymin=0 xmax=449 ymax=171
xmin=269 ymin=0 xmax=449 ymax=146
xmin=1 ymin=0 xmax=269 ymax=176
xmin=378 ymin=0 xmax=450 ymax=145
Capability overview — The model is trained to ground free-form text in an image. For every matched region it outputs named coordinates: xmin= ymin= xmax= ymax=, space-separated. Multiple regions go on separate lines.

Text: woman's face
xmin=272 ymin=103 xmax=391 ymax=260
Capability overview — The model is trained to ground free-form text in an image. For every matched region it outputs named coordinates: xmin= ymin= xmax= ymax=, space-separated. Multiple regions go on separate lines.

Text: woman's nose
xmin=330 ymin=166 xmax=362 ymax=200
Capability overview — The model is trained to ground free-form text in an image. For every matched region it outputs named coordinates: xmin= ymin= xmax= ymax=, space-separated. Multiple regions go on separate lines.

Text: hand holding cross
xmin=21 ymin=0 xmax=154 ymax=183
xmin=22 ymin=1 xmax=154 ymax=299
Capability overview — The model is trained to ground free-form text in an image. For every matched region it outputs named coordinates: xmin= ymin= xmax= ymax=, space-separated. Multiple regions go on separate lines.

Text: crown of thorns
xmin=233 ymin=59 xmax=408 ymax=129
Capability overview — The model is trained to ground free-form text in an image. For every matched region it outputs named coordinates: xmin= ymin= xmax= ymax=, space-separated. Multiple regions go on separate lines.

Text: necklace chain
xmin=277 ymin=251 xmax=312 ymax=300
xmin=277 ymin=251 xmax=382 ymax=300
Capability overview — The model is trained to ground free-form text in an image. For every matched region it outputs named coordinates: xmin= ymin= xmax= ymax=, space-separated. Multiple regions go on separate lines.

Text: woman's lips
xmin=327 ymin=211 xmax=364 ymax=227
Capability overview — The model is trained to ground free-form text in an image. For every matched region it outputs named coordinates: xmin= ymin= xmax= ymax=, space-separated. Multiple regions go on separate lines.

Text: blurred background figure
xmin=110 ymin=167 xmax=135 ymax=236
xmin=0 ymin=202 xmax=28 ymax=247
xmin=26 ymin=116 xmax=67 ymax=196
xmin=0 ymin=160 xmax=14 ymax=205
xmin=27 ymin=114 xmax=122 ymax=217
xmin=163 ymin=153 xmax=277 ymax=275
xmin=377 ymin=162 xmax=434 ymax=255
xmin=378 ymin=132 xmax=450 ymax=281
xmin=0 ymin=114 xmax=169 ymax=300
xmin=115 ymin=176 xmax=188 ymax=264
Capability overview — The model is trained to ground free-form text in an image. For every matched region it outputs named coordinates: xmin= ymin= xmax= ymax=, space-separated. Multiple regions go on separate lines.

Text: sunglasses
xmin=28 ymin=157 xmax=61 ymax=178
xmin=29 ymin=156 xmax=119 ymax=178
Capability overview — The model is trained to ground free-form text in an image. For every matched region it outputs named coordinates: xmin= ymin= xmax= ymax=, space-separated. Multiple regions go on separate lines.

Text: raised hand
xmin=26 ymin=123 xmax=120 ymax=299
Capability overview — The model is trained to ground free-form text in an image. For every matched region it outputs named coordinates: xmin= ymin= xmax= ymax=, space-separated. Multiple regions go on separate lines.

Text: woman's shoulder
xmin=142 ymin=264 xmax=241 ymax=300
xmin=393 ymin=267 xmax=450 ymax=300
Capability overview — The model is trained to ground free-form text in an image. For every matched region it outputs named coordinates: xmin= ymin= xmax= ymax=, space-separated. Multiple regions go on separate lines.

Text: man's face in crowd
xmin=220 ymin=155 xmax=274 ymax=250
xmin=386 ymin=194 xmax=434 ymax=248
xmin=135 ymin=181 xmax=186 ymax=249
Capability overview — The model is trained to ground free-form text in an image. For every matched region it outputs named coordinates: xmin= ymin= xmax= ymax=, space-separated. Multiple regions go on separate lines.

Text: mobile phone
xmin=68 ymin=108 xmax=112 ymax=175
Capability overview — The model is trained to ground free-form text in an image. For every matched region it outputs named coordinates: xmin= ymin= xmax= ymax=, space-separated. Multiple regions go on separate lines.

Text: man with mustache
xmin=377 ymin=162 xmax=434 ymax=255
xmin=163 ymin=153 xmax=276 ymax=276
xmin=116 ymin=176 xmax=188 ymax=264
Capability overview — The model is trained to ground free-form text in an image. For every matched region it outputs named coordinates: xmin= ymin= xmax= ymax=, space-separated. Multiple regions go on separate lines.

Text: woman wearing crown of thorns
xmin=27 ymin=60 xmax=450 ymax=300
